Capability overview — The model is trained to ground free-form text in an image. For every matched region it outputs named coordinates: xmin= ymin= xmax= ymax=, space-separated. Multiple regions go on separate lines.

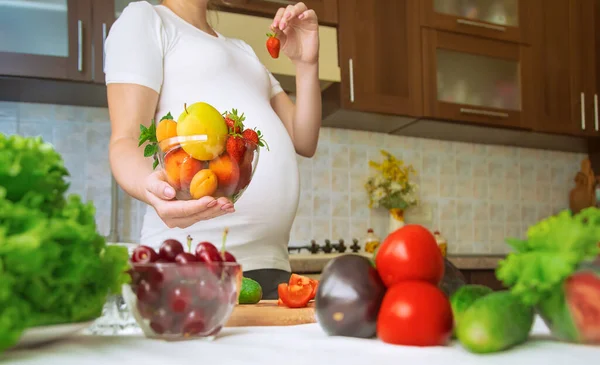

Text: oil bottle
xmin=363 ymin=228 xmax=380 ymax=254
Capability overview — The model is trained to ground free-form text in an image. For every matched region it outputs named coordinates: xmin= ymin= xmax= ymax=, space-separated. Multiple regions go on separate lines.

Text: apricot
xmin=190 ymin=169 xmax=218 ymax=199
xmin=177 ymin=102 xmax=228 ymax=161
xmin=208 ymin=153 xmax=240 ymax=196
xmin=164 ymin=147 xmax=204 ymax=190
xmin=156 ymin=119 xmax=177 ymax=146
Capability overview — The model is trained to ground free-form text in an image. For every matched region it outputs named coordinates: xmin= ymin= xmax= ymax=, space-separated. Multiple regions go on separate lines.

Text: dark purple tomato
xmin=315 ymin=254 xmax=386 ymax=339
xmin=159 ymin=239 xmax=184 ymax=262
xmin=132 ymin=245 xmax=158 ymax=263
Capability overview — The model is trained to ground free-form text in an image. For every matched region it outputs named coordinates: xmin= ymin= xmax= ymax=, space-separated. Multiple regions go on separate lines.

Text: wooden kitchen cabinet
xmin=531 ymin=0 xmax=600 ymax=137
xmin=578 ymin=0 xmax=600 ymax=137
xmin=421 ymin=28 xmax=534 ymax=129
xmin=219 ymin=0 xmax=338 ymax=25
xmin=0 ymin=0 xmax=93 ymax=81
xmin=420 ymin=0 xmax=534 ymax=44
xmin=336 ymin=0 xmax=422 ymax=117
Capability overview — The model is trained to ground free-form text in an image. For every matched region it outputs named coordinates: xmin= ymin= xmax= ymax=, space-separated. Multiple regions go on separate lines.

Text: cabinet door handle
xmin=77 ymin=20 xmax=83 ymax=72
xmin=595 ymin=94 xmax=599 ymax=132
xmin=102 ymin=23 xmax=108 ymax=68
xmin=459 ymin=108 xmax=509 ymax=118
xmin=581 ymin=92 xmax=586 ymax=130
xmin=456 ymin=19 xmax=506 ymax=32
xmin=262 ymin=0 xmax=297 ymax=5
xmin=349 ymin=58 xmax=355 ymax=103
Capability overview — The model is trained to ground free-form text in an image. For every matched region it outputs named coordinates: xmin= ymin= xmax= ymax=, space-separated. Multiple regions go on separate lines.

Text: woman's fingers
xmin=146 ymin=170 xmax=176 ymax=200
xmin=160 ymin=199 xmax=234 ymax=229
xmin=216 ymin=196 xmax=234 ymax=211
xmin=279 ymin=2 xmax=308 ymax=30
xmin=272 ymin=7 xmax=285 ymax=31
xmin=298 ymin=9 xmax=317 ymax=22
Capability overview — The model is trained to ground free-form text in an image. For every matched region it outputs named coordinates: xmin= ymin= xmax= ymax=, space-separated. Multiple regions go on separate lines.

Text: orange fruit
xmin=189 ymin=169 xmax=218 ymax=199
xmin=156 ymin=119 xmax=178 ymax=147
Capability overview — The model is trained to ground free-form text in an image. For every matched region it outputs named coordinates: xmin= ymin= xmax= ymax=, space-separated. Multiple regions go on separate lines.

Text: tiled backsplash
xmin=0 ymin=102 xmax=587 ymax=254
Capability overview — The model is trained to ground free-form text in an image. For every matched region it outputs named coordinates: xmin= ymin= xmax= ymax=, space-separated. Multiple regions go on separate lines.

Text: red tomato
xmin=377 ymin=281 xmax=453 ymax=347
xmin=288 ymin=274 xmax=319 ymax=300
xmin=278 ymin=283 xmax=313 ymax=308
xmin=375 ymin=224 xmax=444 ymax=287
xmin=289 ymin=273 xmax=312 ymax=286
xmin=309 ymin=279 xmax=319 ymax=300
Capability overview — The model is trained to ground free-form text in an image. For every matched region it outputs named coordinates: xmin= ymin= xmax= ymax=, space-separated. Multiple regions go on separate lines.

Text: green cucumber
xmin=450 ymin=285 xmax=493 ymax=325
xmin=456 ymin=290 xmax=534 ymax=353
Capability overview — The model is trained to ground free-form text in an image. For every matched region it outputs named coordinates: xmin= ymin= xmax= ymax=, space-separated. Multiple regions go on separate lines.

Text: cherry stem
xmin=186 ymin=235 xmax=192 ymax=253
xmin=221 ymin=227 xmax=229 ymax=258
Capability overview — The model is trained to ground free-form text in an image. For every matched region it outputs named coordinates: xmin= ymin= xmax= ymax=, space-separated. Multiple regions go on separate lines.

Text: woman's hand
xmin=271 ymin=2 xmax=319 ymax=66
xmin=143 ymin=170 xmax=234 ymax=228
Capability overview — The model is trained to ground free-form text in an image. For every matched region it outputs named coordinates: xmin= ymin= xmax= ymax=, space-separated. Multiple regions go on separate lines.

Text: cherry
xmin=127 ymin=268 xmax=143 ymax=289
xmin=196 ymin=275 xmax=219 ymax=302
xmin=168 ymin=286 xmax=192 ymax=313
xmin=222 ymin=251 xmax=237 ymax=262
xmin=137 ymin=299 xmax=155 ymax=319
xmin=132 ymin=245 xmax=159 ymax=263
xmin=137 ymin=264 xmax=174 ymax=287
xmin=149 ymin=308 xmax=175 ymax=335
xmin=159 ymin=239 xmax=184 ymax=262
xmin=136 ymin=279 xmax=160 ymax=305
xmin=195 ymin=241 xmax=222 ymax=263
xmin=175 ymin=252 xmax=198 ymax=264
xmin=207 ymin=325 xmax=223 ymax=337
xmin=182 ymin=309 xmax=207 ymax=336
xmin=175 ymin=252 xmax=200 ymax=278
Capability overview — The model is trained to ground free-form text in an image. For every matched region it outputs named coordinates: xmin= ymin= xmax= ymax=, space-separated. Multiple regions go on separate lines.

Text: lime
xmin=238 ymin=277 xmax=263 ymax=304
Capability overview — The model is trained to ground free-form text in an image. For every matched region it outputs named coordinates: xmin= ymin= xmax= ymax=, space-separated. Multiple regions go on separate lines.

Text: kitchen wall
xmin=0 ymin=101 xmax=586 ymax=254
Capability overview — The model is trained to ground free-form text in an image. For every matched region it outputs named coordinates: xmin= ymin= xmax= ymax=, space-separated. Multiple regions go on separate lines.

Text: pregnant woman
xmin=104 ymin=0 xmax=321 ymax=298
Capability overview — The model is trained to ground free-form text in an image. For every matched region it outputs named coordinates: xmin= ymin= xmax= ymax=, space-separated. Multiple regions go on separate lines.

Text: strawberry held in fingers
xmin=266 ymin=32 xmax=280 ymax=59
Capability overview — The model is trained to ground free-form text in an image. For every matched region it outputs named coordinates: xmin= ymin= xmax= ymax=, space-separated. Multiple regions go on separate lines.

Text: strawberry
xmin=226 ymin=135 xmax=246 ymax=163
xmin=242 ymin=128 xmax=270 ymax=151
xmin=266 ymin=32 xmax=280 ymax=59
xmin=223 ymin=108 xmax=245 ymax=135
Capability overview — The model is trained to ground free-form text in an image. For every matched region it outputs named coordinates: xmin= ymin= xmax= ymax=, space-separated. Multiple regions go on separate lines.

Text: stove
xmin=288 ymin=239 xmax=362 ymax=255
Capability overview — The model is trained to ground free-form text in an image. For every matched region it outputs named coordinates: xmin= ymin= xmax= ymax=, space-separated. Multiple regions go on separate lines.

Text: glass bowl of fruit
xmin=139 ymin=102 xmax=268 ymax=202
xmin=123 ymin=233 xmax=241 ymax=341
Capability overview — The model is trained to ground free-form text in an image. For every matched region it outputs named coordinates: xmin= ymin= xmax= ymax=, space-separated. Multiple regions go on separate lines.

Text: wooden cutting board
xmin=225 ymin=300 xmax=316 ymax=327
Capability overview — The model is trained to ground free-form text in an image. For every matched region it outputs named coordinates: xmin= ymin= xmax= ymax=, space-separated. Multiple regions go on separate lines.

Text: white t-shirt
xmin=104 ymin=1 xmax=300 ymax=272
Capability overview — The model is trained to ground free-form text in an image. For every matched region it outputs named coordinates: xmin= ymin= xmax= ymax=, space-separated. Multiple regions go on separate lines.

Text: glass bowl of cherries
xmin=122 ymin=230 xmax=241 ymax=341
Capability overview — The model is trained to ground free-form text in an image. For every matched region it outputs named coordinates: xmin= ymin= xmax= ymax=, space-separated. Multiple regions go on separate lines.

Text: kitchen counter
xmin=5 ymin=317 xmax=597 ymax=365
xmin=289 ymin=253 xmax=505 ymax=273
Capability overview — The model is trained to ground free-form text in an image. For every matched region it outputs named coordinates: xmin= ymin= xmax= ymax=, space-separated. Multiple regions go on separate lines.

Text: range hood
xmin=210 ymin=11 xmax=341 ymax=95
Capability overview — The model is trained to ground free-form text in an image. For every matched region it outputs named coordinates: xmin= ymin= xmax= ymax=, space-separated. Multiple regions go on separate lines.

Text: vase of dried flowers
xmin=365 ymin=150 xmax=418 ymax=235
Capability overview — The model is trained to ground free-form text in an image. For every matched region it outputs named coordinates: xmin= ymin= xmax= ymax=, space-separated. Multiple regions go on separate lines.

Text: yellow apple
xmin=176 ymin=102 xmax=228 ymax=161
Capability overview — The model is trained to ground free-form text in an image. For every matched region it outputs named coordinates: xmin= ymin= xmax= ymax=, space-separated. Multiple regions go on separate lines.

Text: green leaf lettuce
xmin=0 ymin=134 xmax=131 ymax=352
xmin=496 ymin=208 xmax=600 ymax=306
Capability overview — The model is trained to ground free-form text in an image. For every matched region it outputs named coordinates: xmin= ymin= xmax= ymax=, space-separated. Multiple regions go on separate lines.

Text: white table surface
xmin=4 ymin=317 xmax=599 ymax=365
